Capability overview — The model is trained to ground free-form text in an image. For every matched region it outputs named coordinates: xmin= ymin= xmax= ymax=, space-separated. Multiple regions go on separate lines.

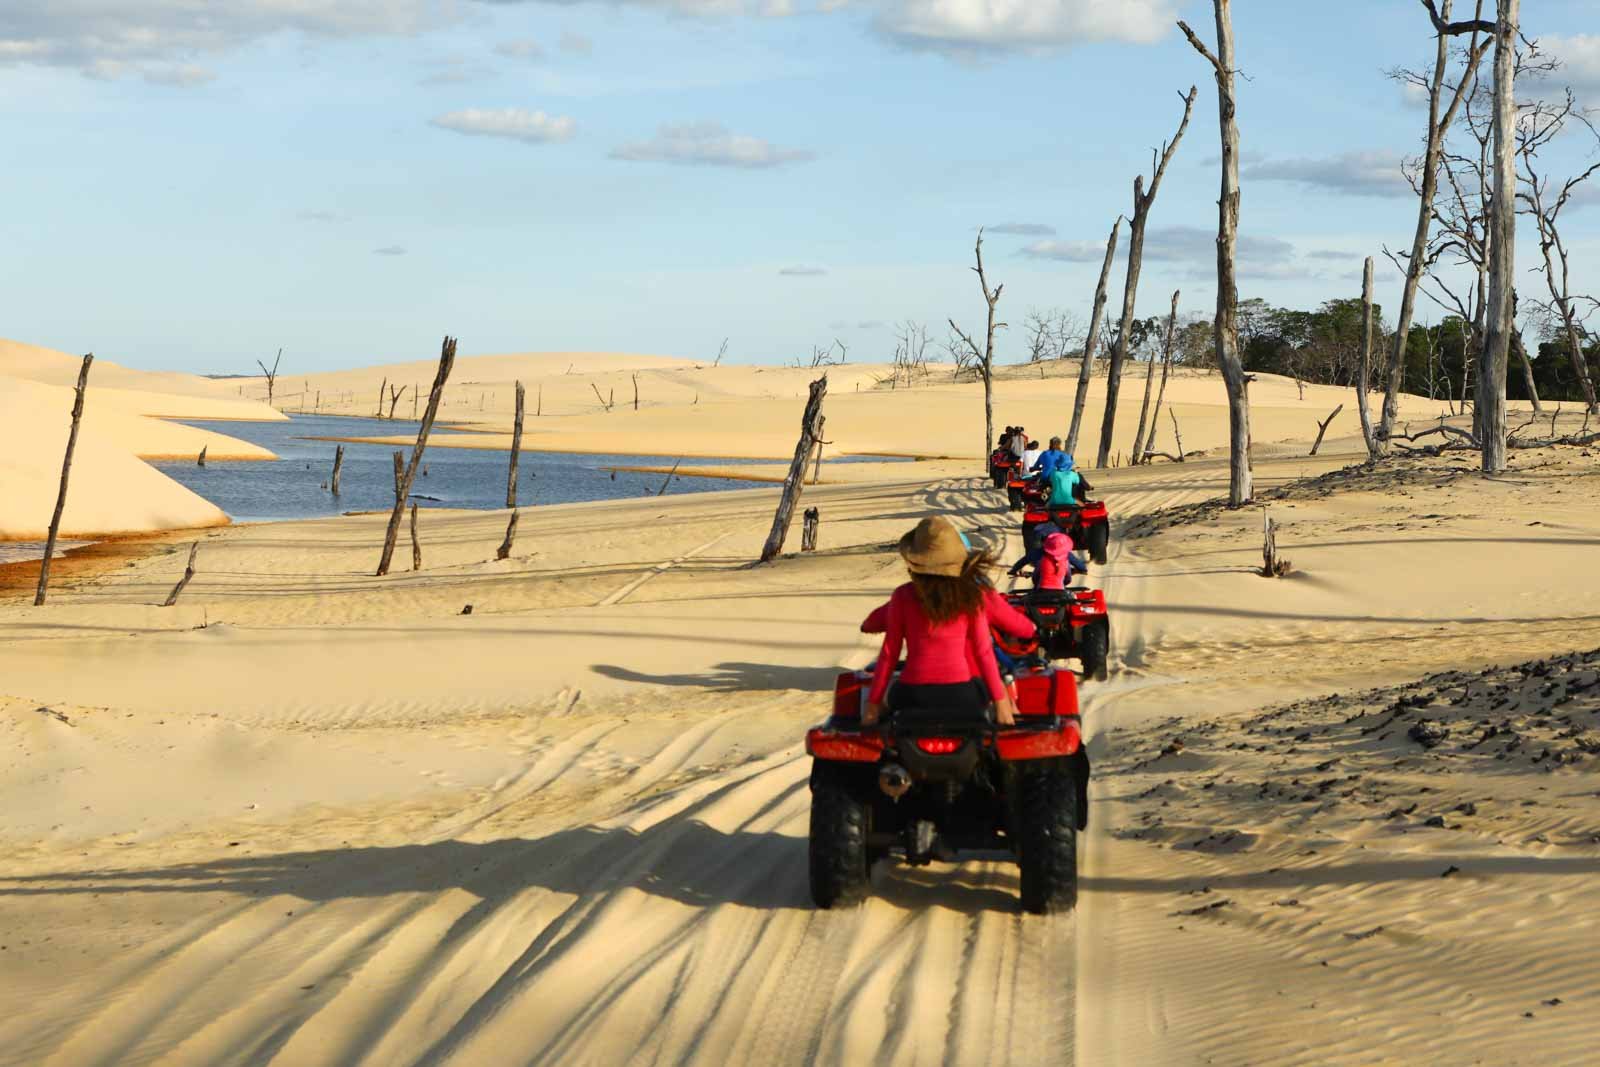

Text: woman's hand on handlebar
xmin=862 ymin=701 xmax=882 ymax=726
xmin=995 ymin=698 xmax=1017 ymax=726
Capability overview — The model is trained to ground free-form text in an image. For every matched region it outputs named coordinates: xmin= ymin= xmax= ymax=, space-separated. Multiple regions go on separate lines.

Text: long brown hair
xmin=910 ymin=550 xmax=994 ymax=625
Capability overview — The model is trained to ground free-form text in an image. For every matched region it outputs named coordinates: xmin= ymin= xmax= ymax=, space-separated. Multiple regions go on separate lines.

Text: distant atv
xmin=990 ymin=449 xmax=1021 ymax=496
xmin=1020 ymin=484 xmax=1111 ymax=564
xmin=993 ymin=588 xmax=1111 ymax=682
xmin=807 ymin=667 xmax=1089 ymax=914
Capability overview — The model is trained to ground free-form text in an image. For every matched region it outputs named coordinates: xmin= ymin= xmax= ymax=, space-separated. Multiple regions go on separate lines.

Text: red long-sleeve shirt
xmin=863 ymin=584 xmax=1009 ymax=706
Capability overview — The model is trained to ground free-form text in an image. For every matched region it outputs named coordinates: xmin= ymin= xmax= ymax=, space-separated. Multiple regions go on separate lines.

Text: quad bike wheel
xmin=1085 ymin=522 xmax=1110 ymax=565
xmin=809 ymin=766 xmax=872 ymax=908
xmin=1079 ymin=617 xmax=1110 ymax=682
xmin=1018 ymin=768 xmax=1079 ymax=914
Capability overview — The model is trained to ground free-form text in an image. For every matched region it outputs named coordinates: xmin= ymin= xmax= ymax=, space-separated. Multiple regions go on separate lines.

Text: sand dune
xmin=269 ymin=346 xmax=1452 ymax=467
xmin=2 ymin=413 xmax=1598 ymax=1063
xmin=0 ymin=340 xmax=282 ymax=539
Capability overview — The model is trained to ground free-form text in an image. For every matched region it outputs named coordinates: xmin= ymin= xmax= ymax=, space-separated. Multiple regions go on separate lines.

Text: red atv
xmin=993 ymin=588 xmax=1111 ymax=681
xmin=990 ymin=449 xmax=1022 ymax=499
xmin=807 ymin=667 xmax=1088 ymax=914
xmin=1021 ymin=484 xmax=1111 ymax=564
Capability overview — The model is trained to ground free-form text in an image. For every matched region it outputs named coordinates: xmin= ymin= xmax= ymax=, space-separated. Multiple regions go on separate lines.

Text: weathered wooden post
xmin=507 ymin=381 xmax=525 ymax=508
xmin=331 ymin=445 xmax=345 ymax=495
xmin=802 ymin=507 xmax=820 ymax=552
xmin=410 ymin=503 xmax=422 ymax=571
xmin=497 ymin=510 xmax=519 ymax=561
xmin=35 ymin=353 xmax=93 ymax=606
xmin=377 ymin=336 xmax=456 ymax=576
xmin=760 ymin=375 xmax=827 ymax=563
xmin=809 ymin=415 xmax=827 ymax=484
xmin=1355 ymin=257 xmax=1380 ymax=461
xmin=376 ymin=377 xmax=387 ymax=418
xmin=163 ymin=543 xmax=200 ymax=606
xmin=197 ymin=446 xmax=207 ymax=468
xmin=1260 ymin=512 xmax=1290 ymax=577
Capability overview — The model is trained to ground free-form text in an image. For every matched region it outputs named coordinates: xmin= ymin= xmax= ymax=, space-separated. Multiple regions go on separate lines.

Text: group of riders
xmin=858 ymin=423 xmax=1102 ymax=728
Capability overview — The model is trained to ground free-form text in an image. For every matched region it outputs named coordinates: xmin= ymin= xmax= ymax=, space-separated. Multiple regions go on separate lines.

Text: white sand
xmin=2 ymin=401 xmax=1598 ymax=1064
xmin=0 ymin=339 xmax=282 ymax=539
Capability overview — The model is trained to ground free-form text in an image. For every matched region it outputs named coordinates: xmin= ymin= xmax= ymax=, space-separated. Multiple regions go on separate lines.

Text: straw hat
xmin=899 ymin=516 xmax=969 ymax=578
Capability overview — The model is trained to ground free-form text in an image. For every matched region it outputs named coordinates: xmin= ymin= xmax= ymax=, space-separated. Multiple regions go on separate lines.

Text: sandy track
xmin=5 ymin=441 xmax=1600 ymax=1064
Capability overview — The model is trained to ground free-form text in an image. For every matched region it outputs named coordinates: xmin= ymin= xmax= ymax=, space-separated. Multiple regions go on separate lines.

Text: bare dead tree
xmin=956 ymin=229 xmax=1005 ymax=469
xmin=1260 ymin=512 xmax=1291 ymax=578
xmin=387 ymin=383 xmax=407 ymax=420
xmin=331 ymin=445 xmax=345 ymax=495
xmin=1181 ymin=6 xmax=1253 ymax=505
xmin=1024 ymin=309 xmax=1054 ymax=363
xmin=1065 ymin=217 xmax=1123 ymax=457
xmin=34 ymin=353 xmax=92 ymax=606
xmin=1310 ymin=404 xmax=1345 ymax=456
xmin=590 ymin=382 xmax=613 ymax=412
xmin=377 ymin=336 xmax=457 ymax=577
xmin=801 ymin=507 xmax=820 ymax=552
xmin=760 ymin=375 xmax=827 ymax=563
xmin=1477 ymin=0 xmax=1519 ymax=472
xmin=1378 ymin=3 xmax=1492 ymax=445
xmin=655 ymin=459 xmax=681 ymax=496
xmin=1133 ymin=290 xmax=1180 ymax=464
xmin=162 ymin=542 xmax=200 ymax=607
xmin=1143 ymin=291 xmax=1182 ymax=462
xmin=197 ymin=446 xmax=207 ymax=468
xmin=714 ymin=338 xmax=728 ymax=367
xmin=1356 ymin=258 xmax=1382 ymax=460
xmin=1096 ymin=87 xmax=1197 ymax=470
xmin=256 ymin=348 xmax=283 ymax=408
xmin=1519 ymin=86 xmax=1600 ymax=414
xmin=376 ymin=377 xmax=387 ymax=418
xmin=632 ymin=372 xmax=640 ymax=411
xmin=409 ymin=503 xmax=422 ymax=571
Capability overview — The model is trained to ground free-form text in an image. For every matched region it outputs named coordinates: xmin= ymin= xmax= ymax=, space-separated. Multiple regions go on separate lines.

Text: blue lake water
xmin=150 ymin=415 xmax=830 ymax=522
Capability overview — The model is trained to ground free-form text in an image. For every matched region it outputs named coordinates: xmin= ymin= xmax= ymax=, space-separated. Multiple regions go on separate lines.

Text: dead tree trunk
xmin=256 ymin=348 xmax=282 ymax=408
xmin=1310 ymin=404 xmax=1344 ymax=456
xmin=1096 ymin=88 xmax=1198 ymax=470
xmin=632 ymin=373 xmax=640 ymax=411
xmin=760 ymin=375 xmax=827 ymax=563
xmin=197 ymin=446 xmax=207 ymax=468
xmin=1379 ymin=3 xmax=1491 ymax=445
xmin=1478 ymin=0 xmax=1518 ymax=474
xmin=507 ymin=381 xmax=525 ymax=508
xmin=1169 ymin=409 xmax=1187 ymax=460
xmin=655 ymin=459 xmax=681 ymax=496
xmin=802 ymin=507 xmax=820 ymax=552
xmin=961 ymin=230 xmax=1004 ymax=471
xmin=34 ymin=353 xmax=93 ymax=607
xmin=1356 ymin=257 xmax=1381 ymax=461
xmin=1512 ymin=328 xmax=1542 ymax=415
xmin=809 ymin=415 xmax=827 ymax=484
xmin=410 ymin=503 xmax=422 ymax=571
xmin=376 ymin=377 xmax=387 ymax=418
xmin=377 ymin=336 xmax=457 ymax=576
xmin=1260 ymin=512 xmax=1290 ymax=577
xmin=387 ymin=384 xmax=407 ymax=420
xmin=1064 ymin=216 xmax=1123 ymax=457
xmin=1132 ymin=290 xmax=1179 ymax=463
xmin=1143 ymin=292 xmax=1180 ymax=460
xmin=162 ymin=542 xmax=200 ymax=607
xmin=497 ymin=510 xmax=519 ymax=561
xmin=331 ymin=445 xmax=345 ymax=495
xmin=1181 ymin=5 xmax=1253 ymax=505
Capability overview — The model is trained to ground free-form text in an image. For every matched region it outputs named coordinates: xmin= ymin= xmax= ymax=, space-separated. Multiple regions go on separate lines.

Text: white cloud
xmin=373 ymin=246 xmax=407 ymax=256
xmin=141 ymin=63 xmax=216 ymax=87
xmin=1545 ymin=34 xmax=1600 ymax=95
xmin=778 ymin=265 xmax=827 ymax=276
xmin=495 ymin=38 xmax=545 ymax=61
xmin=0 ymin=1 xmax=446 ymax=79
xmin=874 ymin=0 xmax=1175 ymax=55
xmin=430 ymin=107 xmax=577 ymax=144
xmin=987 ymin=222 xmax=1056 ymax=236
xmin=611 ymin=122 xmax=815 ymax=168
xmin=559 ymin=31 xmax=593 ymax=56
xmin=1243 ymin=150 xmax=1410 ymax=198
xmin=1024 ymin=225 xmax=1307 ymax=279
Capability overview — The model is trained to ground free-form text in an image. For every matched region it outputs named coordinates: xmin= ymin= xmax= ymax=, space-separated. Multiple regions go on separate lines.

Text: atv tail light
xmin=915 ymin=737 xmax=963 ymax=755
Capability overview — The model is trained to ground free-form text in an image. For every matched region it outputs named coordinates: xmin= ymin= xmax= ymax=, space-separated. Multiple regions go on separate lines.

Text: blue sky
xmin=2 ymin=1 xmax=1596 ymax=373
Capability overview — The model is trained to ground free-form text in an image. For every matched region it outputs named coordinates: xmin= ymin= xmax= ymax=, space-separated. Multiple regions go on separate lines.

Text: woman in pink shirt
xmin=862 ymin=517 xmax=1019 ymax=726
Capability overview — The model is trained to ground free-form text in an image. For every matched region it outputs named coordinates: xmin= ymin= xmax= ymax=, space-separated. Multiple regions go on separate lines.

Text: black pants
xmin=888 ymin=680 xmax=991 ymax=721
